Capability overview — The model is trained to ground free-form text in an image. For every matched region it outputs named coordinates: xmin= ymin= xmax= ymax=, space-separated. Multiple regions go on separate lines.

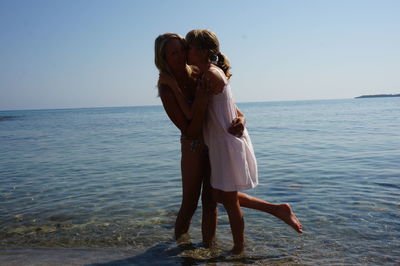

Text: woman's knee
xmin=212 ymin=188 xmax=238 ymax=204
xmin=220 ymin=191 xmax=239 ymax=207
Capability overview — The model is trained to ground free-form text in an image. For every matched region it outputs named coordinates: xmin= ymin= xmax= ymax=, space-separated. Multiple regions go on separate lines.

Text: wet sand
xmin=0 ymin=248 xmax=147 ymax=266
xmin=0 ymin=245 xmax=283 ymax=265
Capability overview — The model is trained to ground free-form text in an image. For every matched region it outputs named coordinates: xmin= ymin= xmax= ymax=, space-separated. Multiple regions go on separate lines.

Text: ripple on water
xmin=1 ymin=100 xmax=400 ymax=264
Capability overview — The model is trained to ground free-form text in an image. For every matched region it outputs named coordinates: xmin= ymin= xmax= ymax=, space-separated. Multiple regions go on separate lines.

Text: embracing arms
xmin=229 ymin=107 xmax=246 ymax=137
xmin=202 ymin=67 xmax=246 ymax=137
xmin=159 ymin=71 xmax=246 ymax=139
xmin=159 ymin=74 xmax=194 ymax=120
xmin=159 ymin=82 xmax=209 ymax=139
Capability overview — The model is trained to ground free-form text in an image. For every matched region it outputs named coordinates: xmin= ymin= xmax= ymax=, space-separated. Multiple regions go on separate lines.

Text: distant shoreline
xmin=355 ymin=94 xmax=400 ymax=99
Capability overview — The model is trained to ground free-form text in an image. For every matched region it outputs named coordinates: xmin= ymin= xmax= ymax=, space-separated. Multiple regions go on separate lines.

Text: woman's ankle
xmin=231 ymin=243 xmax=244 ymax=254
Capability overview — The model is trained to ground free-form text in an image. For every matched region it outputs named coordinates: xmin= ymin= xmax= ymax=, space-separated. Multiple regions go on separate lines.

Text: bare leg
xmin=175 ymin=140 xmax=206 ymax=239
xmin=237 ymin=192 xmax=302 ymax=233
xmin=201 ymin=154 xmax=217 ymax=247
xmin=214 ymin=189 xmax=244 ymax=254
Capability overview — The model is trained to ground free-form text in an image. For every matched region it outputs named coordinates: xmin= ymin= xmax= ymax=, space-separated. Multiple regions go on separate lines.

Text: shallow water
xmin=1 ymin=98 xmax=399 ymax=265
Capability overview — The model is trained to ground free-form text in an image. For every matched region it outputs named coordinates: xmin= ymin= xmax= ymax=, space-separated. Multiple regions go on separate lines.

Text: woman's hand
xmin=159 ymin=73 xmax=181 ymax=95
xmin=228 ymin=117 xmax=245 ymax=137
xmin=196 ymin=75 xmax=211 ymax=101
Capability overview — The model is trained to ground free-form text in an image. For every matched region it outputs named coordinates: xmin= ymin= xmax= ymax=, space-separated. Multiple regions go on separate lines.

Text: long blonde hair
xmin=154 ymin=33 xmax=192 ymax=89
xmin=185 ymin=29 xmax=232 ymax=79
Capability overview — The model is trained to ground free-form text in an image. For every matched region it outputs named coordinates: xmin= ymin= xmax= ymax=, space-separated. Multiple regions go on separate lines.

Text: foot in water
xmin=176 ymin=233 xmax=195 ymax=249
xmin=275 ymin=203 xmax=303 ymax=233
xmin=231 ymin=244 xmax=244 ymax=255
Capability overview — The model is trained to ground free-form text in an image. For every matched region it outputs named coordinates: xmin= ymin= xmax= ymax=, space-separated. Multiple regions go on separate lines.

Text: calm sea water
xmin=1 ymin=98 xmax=399 ymax=265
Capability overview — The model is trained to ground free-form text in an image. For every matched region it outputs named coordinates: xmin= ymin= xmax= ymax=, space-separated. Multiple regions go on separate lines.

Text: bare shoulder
xmin=205 ymin=67 xmax=226 ymax=94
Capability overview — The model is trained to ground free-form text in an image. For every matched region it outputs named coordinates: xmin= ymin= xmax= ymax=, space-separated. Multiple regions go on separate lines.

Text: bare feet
xmin=275 ymin=203 xmax=303 ymax=233
xmin=202 ymin=238 xmax=215 ymax=249
xmin=231 ymin=244 xmax=244 ymax=255
xmin=176 ymin=233 xmax=192 ymax=246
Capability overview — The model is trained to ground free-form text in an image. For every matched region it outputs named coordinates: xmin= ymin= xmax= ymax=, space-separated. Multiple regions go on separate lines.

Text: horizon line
xmin=0 ymin=96 xmax=384 ymax=112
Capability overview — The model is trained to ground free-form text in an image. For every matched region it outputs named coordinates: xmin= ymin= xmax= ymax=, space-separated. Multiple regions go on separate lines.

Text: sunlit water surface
xmin=1 ymin=98 xmax=399 ymax=265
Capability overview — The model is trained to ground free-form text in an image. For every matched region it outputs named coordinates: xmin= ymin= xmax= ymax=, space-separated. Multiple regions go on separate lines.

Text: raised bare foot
xmin=275 ymin=203 xmax=303 ymax=233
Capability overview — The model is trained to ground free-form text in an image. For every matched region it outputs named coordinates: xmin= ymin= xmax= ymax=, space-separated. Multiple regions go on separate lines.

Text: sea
xmin=0 ymin=98 xmax=399 ymax=265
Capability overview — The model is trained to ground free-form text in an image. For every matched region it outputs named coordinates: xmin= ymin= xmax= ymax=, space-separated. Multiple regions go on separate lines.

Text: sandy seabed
xmin=0 ymin=248 xmax=147 ymax=266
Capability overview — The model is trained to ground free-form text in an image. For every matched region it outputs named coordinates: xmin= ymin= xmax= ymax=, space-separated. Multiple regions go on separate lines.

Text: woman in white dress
xmin=160 ymin=29 xmax=302 ymax=254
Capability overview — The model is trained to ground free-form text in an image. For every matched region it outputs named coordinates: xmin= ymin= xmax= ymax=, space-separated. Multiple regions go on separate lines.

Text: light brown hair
xmin=185 ymin=29 xmax=232 ymax=79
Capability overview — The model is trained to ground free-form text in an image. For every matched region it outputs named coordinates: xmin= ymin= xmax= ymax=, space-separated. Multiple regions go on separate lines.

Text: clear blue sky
xmin=1 ymin=0 xmax=399 ymax=110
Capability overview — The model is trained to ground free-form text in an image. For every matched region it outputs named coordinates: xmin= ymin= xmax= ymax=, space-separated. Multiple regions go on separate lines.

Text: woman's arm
xmin=236 ymin=107 xmax=245 ymax=120
xmin=159 ymin=74 xmax=194 ymax=120
xmin=159 ymin=84 xmax=209 ymax=139
xmin=186 ymin=84 xmax=209 ymax=138
xmin=159 ymin=85 xmax=190 ymax=133
xmin=204 ymin=69 xmax=246 ymax=137
xmin=228 ymin=106 xmax=246 ymax=137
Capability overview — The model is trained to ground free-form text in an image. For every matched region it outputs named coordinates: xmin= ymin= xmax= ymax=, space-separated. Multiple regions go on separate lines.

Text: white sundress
xmin=203 ymin=66 xmax=258 ymax=192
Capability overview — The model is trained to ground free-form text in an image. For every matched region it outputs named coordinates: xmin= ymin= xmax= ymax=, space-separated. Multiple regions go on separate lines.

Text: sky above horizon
xmin=1 ymin=0 xmax=399 ymax=110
